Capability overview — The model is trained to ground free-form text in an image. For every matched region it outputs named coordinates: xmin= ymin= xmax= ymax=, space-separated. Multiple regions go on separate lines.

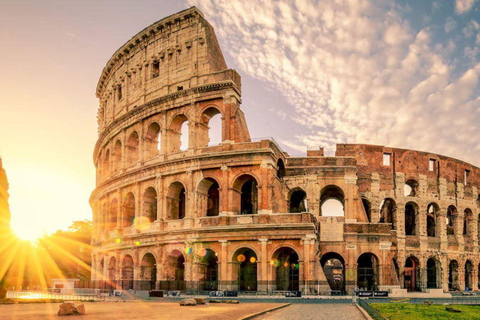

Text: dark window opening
xmin=117 ymin=85 xmax=122 ymax=100
xmin=241 ymin=180 xmax=258 ymax=215
xmin=362 ymin=198 xmax=372 ymax=222
xmin=405 ymin=203 xmax=417 ymax=236
xmin=289 ymin=190 xmax=307 ymax=213
xmin=152 ymin=61 xmax=160 ymax=78
xmin=206 ymin=182 xmax=220 ymax=217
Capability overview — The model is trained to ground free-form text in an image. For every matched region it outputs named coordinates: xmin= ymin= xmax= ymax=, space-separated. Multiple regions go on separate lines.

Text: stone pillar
xmin=258 ymin=239 xmax=268 ymax=291
xmin=218 ymin=240 xmax=229 ymax=290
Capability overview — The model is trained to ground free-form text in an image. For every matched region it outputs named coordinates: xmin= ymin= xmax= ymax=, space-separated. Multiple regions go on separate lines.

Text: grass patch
xmin=371 ymin=303 xmax=480 ymax=320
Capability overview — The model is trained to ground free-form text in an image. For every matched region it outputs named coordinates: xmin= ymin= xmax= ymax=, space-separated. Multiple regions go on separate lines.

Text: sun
xmin=11 ymin=224 xmax=46 ymax=242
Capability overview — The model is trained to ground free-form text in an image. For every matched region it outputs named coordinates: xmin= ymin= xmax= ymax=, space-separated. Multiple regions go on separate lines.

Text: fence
xmin=357 ymin=299 xmax=388 ymax=320
xmin=7 ymin=290 xmax=103 ymax=301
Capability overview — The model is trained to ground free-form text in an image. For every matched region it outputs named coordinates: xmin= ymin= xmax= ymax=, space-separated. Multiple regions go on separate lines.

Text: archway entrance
xmin=320 ymin=252 xmax=345 ymax=293
xmin=201 ymin=249 xmax=218 ymax=290
xmin=164 ymin=250 xmax=185 ymax=291
xmin=465 ymin=260 xmax=473 ymax=291
xmin=427 ymin=258 xmax=439 ymax=289
xmin=140 ymin=253 xmax=157 ymax=290
xmin=273 ymin=248 xmax=300 ymax=291
xmin=449 ymin=260 xmax=459 ymax=291
xmin=233 ymin=248 xmax=257 ymax=291
xmin=121 ymin=255 xmax=134 ymax=290
xmin=404 ymin=256 xmax=420 ymax=292
xmin=357 ymin=253 xmax=379 ymax=291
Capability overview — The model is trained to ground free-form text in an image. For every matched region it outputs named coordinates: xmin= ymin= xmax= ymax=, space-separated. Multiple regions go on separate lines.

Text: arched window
xmin=405 ymin=202 xmax=418 ymax=236
xmin=140 ymin=253 xmax=157 ymax=290
xmin=197 ymin=178 xmax=220 ymax=217
xmin=206 ymin=180 xmax=220 ymax=217
xmin=143 ymin=187 xmax=157 ymax=223
xmin=233 ymin=175 xmax=258 ymax=215
xmin=464 ymin=209 xmax=472 ymax=236
xmin=108 ymin=198 xmax=118 ymax=231
xmin=169 ymin=115 xmax=189 ymax=153
xmin=146 ymin=122 xmax=161 ymax=158
xmin=465 ymin=260 xmax=473 ymax=290
xmin=362 ymin=198 xmax=372 ymax=222
xmin=449 ymin=260 xmax=459 ymax=291
xmin=126 ymin=131 xmax=140 ymax=166
xmin=289 ymin=188 xmax=307 ymax=213
xmin=103 ymin=149 xmax=110 ymax=177
xmin=380 ymin=198 xmax=396 ymax=229
xmin=427 ymin=258 xmax=440 ymax=289
xmin=426 ymin=203 xmax=438 ymax=237
xmin=123 ymin=192 xmax=135 ymax=227
xmin=404 ymin=256 xmax=420 ymax=292
xmin=113 ymin=140 xmax=122 ymax=171
xmin=121 ymin=255 xmax=134 ymax=290
xmin=447 ymin=205 xmax=457 ymax=235
xmin=404 ymin=179 xmax=419 ymax=197
xmin=201 ymin=249 xmax=218 ymax=290
xmin=199 ymin=107 xmax=222 ymax=147
xmin=276 ymin=159 xmax=285 ymax=179
xmin=167 ymin=182 xmax=186 ymax=219
xmin=233 ymin=248 xmax=257 ymax=291
xmin=320 ymin=185 xmax=344 ymax=217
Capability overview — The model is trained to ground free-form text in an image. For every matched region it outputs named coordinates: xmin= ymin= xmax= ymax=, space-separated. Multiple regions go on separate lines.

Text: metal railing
xmin=6 ymin=290 xmax=103 ymax=301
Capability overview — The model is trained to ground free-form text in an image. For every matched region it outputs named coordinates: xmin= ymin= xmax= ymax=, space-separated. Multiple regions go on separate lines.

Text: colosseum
xmin=91 ymin=7 xmax=480 ymax=296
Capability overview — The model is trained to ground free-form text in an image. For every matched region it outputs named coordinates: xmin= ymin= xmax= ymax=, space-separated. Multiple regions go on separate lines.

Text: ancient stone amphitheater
xmin=91 ymin=7 xmax=480 ymax=295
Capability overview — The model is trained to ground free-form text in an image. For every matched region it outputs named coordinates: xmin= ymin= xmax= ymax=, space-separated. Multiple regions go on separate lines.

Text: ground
xmin=371 ymin=303 xmax=480 ymax=320
xmin=0 ymin=301 xmax=286 ymax=320
xmin=253 ymin=303 xmax=365 ymax=320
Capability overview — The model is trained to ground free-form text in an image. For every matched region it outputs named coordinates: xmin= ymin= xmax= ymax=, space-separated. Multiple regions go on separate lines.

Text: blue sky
xmin=0 ymin=0 xmax=479 ymax=237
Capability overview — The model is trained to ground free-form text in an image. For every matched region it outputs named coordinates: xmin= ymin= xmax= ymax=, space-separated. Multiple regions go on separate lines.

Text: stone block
xmin=58 ymin=302 xmax=85 ymax=316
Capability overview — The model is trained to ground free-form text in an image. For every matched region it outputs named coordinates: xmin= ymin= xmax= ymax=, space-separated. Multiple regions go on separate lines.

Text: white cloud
xmin=463 ymin=19 xmax=480 ymax=37
xmin=189 ymin=0 xmax=480 ymax=165
xmin=456 ymin=0 xmax=477 ymax=13
xmin=445 ymin=17 xmax=457 ymax=33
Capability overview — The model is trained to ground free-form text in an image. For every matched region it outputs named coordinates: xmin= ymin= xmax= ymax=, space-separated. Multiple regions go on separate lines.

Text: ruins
xmin=90 ymin=7 xmax=480 ymax=294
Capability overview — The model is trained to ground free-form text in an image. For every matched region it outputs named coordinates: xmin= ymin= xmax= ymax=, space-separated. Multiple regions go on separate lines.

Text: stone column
xmin=258 ymin=239 xmax=268 ymax=291
xmin=218 ymin=240 xmax=229 ymax=290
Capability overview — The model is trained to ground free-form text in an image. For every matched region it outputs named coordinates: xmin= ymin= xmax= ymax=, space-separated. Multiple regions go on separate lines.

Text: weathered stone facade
xmin=91 ymin=7 xmax=480 ymax=294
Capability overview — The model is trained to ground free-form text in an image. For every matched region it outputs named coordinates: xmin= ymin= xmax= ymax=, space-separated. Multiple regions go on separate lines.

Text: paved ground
xmin=253 ymin=303 xmax=366 ymax=320
xmin=0 ymin=301 xmax=286 ymax=320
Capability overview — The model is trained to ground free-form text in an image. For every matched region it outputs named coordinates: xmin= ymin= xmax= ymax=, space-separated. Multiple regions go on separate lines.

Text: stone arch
xmin=405 ymin=201 xmax=419 ymax=236
xmin=404 ymin=256 xmax=420 ymax=292
xmin=320 ymin=252 xmax=346 ymax=293
xmin=167 ymin=182 xmax=186 ymax=220
xmin=427 ymin=203 xmax=439 ymax=237
xmin=380 ymin=198 xmax=396 ymax=229
xmin=447 ymin=205 xmax=458 ymax=235
xmin=320 ymin=185 xmax=345 ymax=217
xmin=108 ymin=256 xmax=116 ymax=281
xmin=271 ymin=247 xmax=299 ymax=291
xmin=199 ymin=106 xmax=222 ymax=147
xmin=113 ymin=139 xmax=122 ymax=171
xmin=449 ymin=259 xmax=459 ymax=291
xmin=357 ymin=252 xmax=379 ymax=291
xmin=108 ymin=198 xmax=118 ymax=231
xmin=233 ymin=174 xmax=258 ymax=215
xmin=197 ymin=177 xmax=220 ymax=217
xmin=404 ymin=178 xmax=419 ymax=197
xmin=289 ymin=187 xmax=307 ymax=213
xmin=426 ymin=257 xmax=441 ymax=289
xmin=168 ymin=114 xmax=189 ymax=153
xmin=232 ymin=247 xmax=258 ymax=291
xmin=143 ymin=187 xmax=158 ymax=223
xmin=362 ymin=197 xmax=372 ymax=222
xmin=121 ymin=254 xmax=134 ymax=290
xmin=103 ymin=149 xmax=110 ymax=177
xmin=165 ymin=250 xmax=185 ymax=290
xmin=464 ymin=208 xmax=473 ymax=236
xmin=276 ymin=158 xmax=286 ymax=180
xmin=145 ymin=122 xmax=161 ymax=158
xmin=123 ymin=192 xmax=135 ymax=227
xmin=126 ymin=131 xmax=140 ymax=166
xmin=465 ymin=260 xmax=474 ymax=290
xmin=199 ymin=248 xmax=218 ymax=290
xmin=140 ymin=253 xmax=157 ymax=290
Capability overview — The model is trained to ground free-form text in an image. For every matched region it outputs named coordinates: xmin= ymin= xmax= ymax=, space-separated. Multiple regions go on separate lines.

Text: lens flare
xmin=199 ymin=248 xmax=207 ymax=257
xmin=237 ymin=254 xmax=245 ymax=262
xmin=249 ymin=257 xmax=256 ymax=263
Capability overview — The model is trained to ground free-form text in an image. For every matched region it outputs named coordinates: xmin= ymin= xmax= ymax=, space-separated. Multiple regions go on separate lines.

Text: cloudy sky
xmin=1 ymin=0 xmax=479 ymax=239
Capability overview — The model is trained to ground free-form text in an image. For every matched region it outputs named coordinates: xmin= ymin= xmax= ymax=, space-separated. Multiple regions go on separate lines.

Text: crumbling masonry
xmin=91 ymin=7 xmax=480 ymax=294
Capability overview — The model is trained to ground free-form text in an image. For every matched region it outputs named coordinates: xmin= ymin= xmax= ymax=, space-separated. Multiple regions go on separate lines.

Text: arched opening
xmin=447 ymin=205 xmax=457 ymax=235
xmin=108 ymin=257 xmax=116 ymax=281
xmin=140 ymin=253 xmax=157 ymax=290
xmin=320 ymin=185 xmax=345 ymax=217
xmin=404 ymin=256 xmax=420 ymax=292
xmin=380 ymin=198 xmax=396 ymax=229
xmin=198 ymin=107 xmax=222 ymax=148
xmin=277 ymin=159 xmax=286 ymax=179
xmin=362 ymin=198 xmax=372 ymax=222
xmin=167 ymin=182 xmax=186 ymax=220
xmin=233 ymin=248 xmax=257 ymax=291
xmin=464 ymin=209 xmax=472 ymax=237
xmin=121 ymin=255 xmax=134 ymax=290
xmin=289 ymin=188 xmax=307 ymax=213
xmin=465 ymin=260 xmax=473 ymax=291
xmin=272 ymin=248 xmax=300 ymax=291
xmin=113 ymin=140 xmax=122 ymax=172
xmin=405 ymin=202 xmax=418 ymax=236
xmin=103 ymin=149 xmax=110 ymax=177
xmin=427 ymin=203 xmax=439 ymax=237
xmin=123 ymin=192 xmax=135 ymax=227
xmin=169 ymin=114 xmax=189 ymax=153
xmin=197 ymin=178 xmax=220 ymax=217
xmin=206 ymin=181 xmax=220 ymax=217
xmin=233 ymin=175 xmax=258 ymax=215
xmin=404 ymin=179 xmax=419 ymax=197
xmin=143 ymin=187 xmax=157 ymax=223
xmin=108 ymin=198 xmax=118 ymax=231
xmin=126 ymin=131 xmax=140 ymax=166
xmin=200 ymin=249 xmax=218 ymax=290
xmin=449 ymin=260 xmax=459 ymax=291
xmin=357 ymin=253 xmax=379 ymax=291
xmin=146 ymin=122 xmax=161 ymax=158
xmin=165 ymin=250 xmax=185 ymax=291
xmin=427 ymin=258 xmax=440 ymax=289
xmin=320 ymin=252 xmax=345 ymax=293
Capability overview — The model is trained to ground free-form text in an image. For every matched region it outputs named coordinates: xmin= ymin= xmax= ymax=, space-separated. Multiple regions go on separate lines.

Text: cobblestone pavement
xmin=254 ymin=303 xmax=366 ymax=320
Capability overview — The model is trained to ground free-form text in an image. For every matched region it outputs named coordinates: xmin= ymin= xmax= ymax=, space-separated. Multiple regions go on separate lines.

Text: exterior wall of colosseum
xmin=91 ymin=7 xmax=480 ymax=295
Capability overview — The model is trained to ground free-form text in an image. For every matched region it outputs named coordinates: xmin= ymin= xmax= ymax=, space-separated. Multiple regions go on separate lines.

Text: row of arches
xmin=99 ymin=107 xmax=223 ymax=177
xmin=103 ymin=246 xmax=300 ymax=291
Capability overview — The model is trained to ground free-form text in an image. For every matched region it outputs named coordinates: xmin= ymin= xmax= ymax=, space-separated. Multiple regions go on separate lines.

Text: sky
xmin=0 ymin=0 xmax=479 ymax=240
